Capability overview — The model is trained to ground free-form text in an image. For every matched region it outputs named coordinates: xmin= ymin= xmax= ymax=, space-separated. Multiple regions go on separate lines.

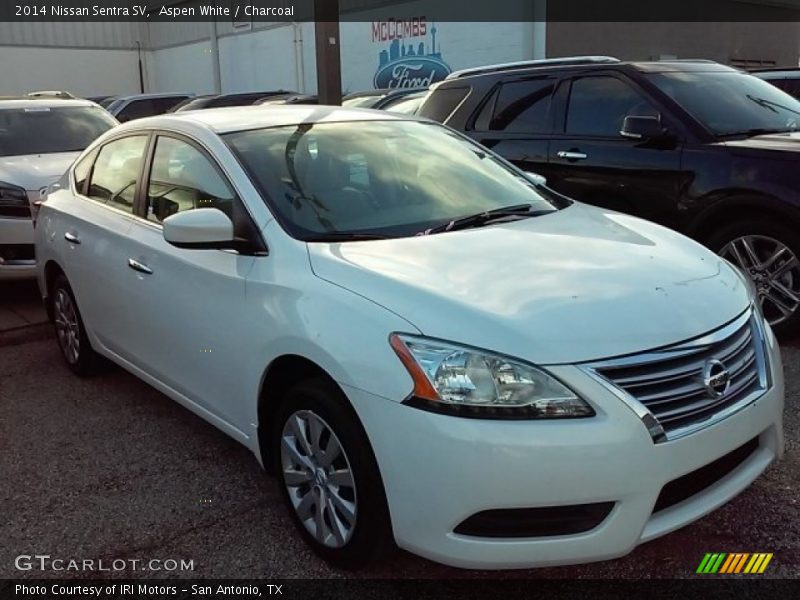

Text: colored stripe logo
xmin=697 ymin=553 xmax=773 ymax=574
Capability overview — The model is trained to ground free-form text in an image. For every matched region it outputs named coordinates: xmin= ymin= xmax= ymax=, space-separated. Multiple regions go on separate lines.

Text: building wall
xmin=0 ymin=46 xmax=142 ymax=96
xmin=146 ymin=41 xmax=216 ymax=94
xmin=547 ymin=22 xmax=800 ymax=67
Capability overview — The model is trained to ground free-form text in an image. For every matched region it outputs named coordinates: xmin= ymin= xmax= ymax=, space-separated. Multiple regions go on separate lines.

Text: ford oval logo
xmin=374 ymin=57 xmax=451 ymax=90
xmin=703 ymin=359 xmax=731 ymax=397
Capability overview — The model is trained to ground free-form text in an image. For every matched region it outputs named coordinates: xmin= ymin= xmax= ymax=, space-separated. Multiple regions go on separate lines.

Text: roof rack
xmin=445 ymin=56 xmax=621 ymax=80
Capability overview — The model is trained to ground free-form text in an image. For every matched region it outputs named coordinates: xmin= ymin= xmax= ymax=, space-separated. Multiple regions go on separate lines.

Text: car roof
xmin=113 ymin=92 xmax=193 ymax=102
xmin=443 ymin=57 xmax=739 ymax=84
xmin=116 ymin=104 xmax=410 ymax=135
xmin=0 ymin=98 xmax=97 ymax=109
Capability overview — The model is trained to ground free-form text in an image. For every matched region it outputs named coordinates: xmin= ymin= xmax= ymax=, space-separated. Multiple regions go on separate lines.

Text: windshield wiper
xmin=717 ymin=127 xmax=796 ymax=139
xmin=304 ymin=232 xmax=393 ymax=242
xmin=745 ymin=94 xmax=800 ymax=117
xmin=418 ymin=204 xmax=555 ymax=236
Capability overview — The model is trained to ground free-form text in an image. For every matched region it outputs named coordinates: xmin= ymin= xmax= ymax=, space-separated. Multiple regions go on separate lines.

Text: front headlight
xmin=390 ymin=334 xmax=594 ymax=419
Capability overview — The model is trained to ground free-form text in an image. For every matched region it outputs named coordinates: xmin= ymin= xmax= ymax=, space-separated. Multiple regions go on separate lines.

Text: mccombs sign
xmin=372 ymin=17 xmax=451 ymax=89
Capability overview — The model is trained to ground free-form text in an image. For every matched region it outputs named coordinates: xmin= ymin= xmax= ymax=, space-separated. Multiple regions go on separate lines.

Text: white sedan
xmin=34 ymin=105 xmax=784 ymax=570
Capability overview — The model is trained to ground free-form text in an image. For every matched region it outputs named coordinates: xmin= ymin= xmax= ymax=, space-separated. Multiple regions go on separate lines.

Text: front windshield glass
xmin=225 ymin=120 xmax=559 ymax=239
xmin=342 ymin=96 xmax=382 ymax=108
xmin=0 ymin=106 xmax=117 ymax=156
xmin=646 ymin=71 xmax=800 ymax=136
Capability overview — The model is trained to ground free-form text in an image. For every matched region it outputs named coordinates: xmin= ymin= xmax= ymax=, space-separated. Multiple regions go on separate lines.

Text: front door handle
xmin=557 ymin=150 xmax=588 ymax=161
xmin=127 ymin=258 xmax=153 ymax=275
xmin=64 ymin=232 xmax=81 ymax=245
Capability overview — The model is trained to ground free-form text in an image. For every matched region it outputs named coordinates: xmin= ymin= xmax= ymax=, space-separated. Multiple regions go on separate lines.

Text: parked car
xmin=35 ymin=105 xmax=783 ymax=570
xmin=419 ymin=57 xmax=800 ymax=335
xmin=751 ymin=68 xmax=800 ymax=99
xmin=86 ymin=95 xmax=117 ymax=106
xmin=378 ymin=90 xmax=428 ymax=114
xmin=0 ymin=98 xmax=116 ymax=279
xmin=342 ymin=88 xmax=425 ymax=110
xmin=106 ymin=93 xmax=193 ymax=122
xmin=27 ymin=90 xmax=76 ymax=99
xmin=256 ymin=94 xmax=318 ymax=105
xmin=171 ymin=91 xmax=297 ymax=112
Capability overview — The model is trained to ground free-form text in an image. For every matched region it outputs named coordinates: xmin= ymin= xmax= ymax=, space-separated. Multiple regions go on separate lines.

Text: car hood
xmin=307 ymin=203 xmax=751 ymax=364
xmin=720 ymin=131 xmax=800 ymax=155
xmin=0 ymin=152 xmax=80 ymax=190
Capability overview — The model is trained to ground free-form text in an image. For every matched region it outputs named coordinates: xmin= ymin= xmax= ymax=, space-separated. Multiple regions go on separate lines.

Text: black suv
xmin=419 ymin=57 xmax=800 ymax=335
xmin=752 ymin=68 xmax=800 ymax=99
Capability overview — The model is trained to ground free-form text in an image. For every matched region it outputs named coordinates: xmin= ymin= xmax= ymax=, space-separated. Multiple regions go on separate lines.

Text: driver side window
xmin=145 ymin=136 xmax=235 ymax=224
xmin=87 ymin=135 xmax=148 ymax=214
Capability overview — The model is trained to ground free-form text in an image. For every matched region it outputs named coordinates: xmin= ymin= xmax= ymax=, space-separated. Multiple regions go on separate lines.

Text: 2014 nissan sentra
xmin=34 ymin=106 xmax=784 ymax=569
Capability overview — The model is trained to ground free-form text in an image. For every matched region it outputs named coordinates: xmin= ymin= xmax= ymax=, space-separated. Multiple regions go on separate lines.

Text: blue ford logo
xmin=374 ymin=57 xmax=451 ymax=89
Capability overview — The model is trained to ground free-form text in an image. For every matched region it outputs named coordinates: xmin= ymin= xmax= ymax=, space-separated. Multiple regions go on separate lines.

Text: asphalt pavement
xmin=1 ymin=332 xmax=798 ymax=580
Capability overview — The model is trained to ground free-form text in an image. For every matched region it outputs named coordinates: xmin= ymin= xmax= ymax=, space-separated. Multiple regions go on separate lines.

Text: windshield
xmin=646 ymin=71 xmax=800 ymax=136
xmin=0 ymin=106 xmax=116 ymax=156
xmin=225 ymin=120 xmax=559 ymax=239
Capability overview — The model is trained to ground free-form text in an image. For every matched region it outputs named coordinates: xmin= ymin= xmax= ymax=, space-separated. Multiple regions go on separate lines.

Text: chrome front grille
xmin=588 ymin=310 xmax=768 ymax=441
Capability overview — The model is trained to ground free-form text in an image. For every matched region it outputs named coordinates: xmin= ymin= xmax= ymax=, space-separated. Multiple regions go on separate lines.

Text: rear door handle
xmin=557 ymin=151 xmax=588 ymax=161
xmin=64 ymin=232 xmax=81 ymax=245
xmin=128 ymin=258 xmax=153 ymax=275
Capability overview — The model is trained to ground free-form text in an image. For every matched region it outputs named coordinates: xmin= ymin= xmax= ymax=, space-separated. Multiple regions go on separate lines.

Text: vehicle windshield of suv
xmin=0 ymin=106 xmax=116 ymax=156
xmin=225 ymin=120 xmax=561 ymax=239
xmin=646 ymin=71 xmax=800 ymax=137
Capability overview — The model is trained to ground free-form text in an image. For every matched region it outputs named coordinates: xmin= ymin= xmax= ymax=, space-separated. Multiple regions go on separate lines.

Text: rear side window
xmin=475 ymin=78 xmax=555 ymax=132
xmin=566 ymin=76 xmax=657 ymax=137
xmin=771 ymin=78 xmax=800 ymax=99
xmin=116 ymin=99 xmax=156 ymax=122
xmin=152 ymin=96 xmax=187 ymax=113
xmin=87 ymin=135 xmax=148 ymax=213
xmin=419 ymin=86 xmax=469 ymax=122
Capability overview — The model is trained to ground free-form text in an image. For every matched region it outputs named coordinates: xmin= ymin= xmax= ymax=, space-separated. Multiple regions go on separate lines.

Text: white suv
xmin=0 ymin=98 xmax=116 ymax=279
xmin=34 ymin=106 xmax=784 ymax=570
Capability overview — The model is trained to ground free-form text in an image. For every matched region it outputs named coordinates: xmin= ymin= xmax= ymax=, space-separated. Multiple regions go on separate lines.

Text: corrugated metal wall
xmin=0 ymin=21 xmax=146 ymax=49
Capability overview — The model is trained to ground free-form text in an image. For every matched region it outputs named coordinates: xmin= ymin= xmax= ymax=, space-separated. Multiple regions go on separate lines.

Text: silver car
xmin=0 ymin=98 xmax=116 ymax=279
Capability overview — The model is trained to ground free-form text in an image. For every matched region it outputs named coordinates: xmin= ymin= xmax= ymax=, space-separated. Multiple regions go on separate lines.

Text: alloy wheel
xmin=721 ymin=234 xmax=800 ymax=326
xmin=54 ymin=288 xmax=80 ymax=364
xmin=280 ymin=410 xmax=358 ymax=548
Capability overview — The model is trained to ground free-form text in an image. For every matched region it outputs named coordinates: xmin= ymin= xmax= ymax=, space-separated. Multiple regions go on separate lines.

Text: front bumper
xmin=345 ymin=324 xmax=784 ymax=569
xmin=0 ymin=217 xmax=36 ymax=280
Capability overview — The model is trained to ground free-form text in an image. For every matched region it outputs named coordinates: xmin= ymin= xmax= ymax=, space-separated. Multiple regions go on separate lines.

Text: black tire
xmin=272 ymin=378 xmax=393 ymax=569
xmin=706 ymin=219 xmax=800 ymax=338
xmin=51 ymin=274 xmax=104 ymax=376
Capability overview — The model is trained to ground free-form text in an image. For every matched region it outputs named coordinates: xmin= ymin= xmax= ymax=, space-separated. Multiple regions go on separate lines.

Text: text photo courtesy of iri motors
xmin=0 ymin=0 xmax=798 ymax=597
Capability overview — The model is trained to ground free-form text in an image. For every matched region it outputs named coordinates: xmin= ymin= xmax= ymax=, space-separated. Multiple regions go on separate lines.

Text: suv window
xmin=476 ymin=78 xmax=555 ymax=132
xmin=419 ymin=86 xmax=469 ymax=122
xmin=73 ymin=148 xmax=98 ymax=193
xmin=87 ymin=136 xmax=148 ymax=213
xmin=566 ymin=76 xmax=658 ymax=137
xmin=146 ymin=136 xmax=235 ymax=224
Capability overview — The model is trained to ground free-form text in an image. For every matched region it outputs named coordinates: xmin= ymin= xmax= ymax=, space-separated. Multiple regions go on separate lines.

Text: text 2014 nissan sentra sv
xmin=34 ymin=106 xmax=784 ymax=569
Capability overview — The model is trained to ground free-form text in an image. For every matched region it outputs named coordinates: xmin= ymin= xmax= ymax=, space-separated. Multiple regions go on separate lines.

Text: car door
xmin=467 ymin=75 xmax=556 ymax=178
xmin=119 ymin=133 xmax=263 ymax=430
xmin=547 ymin=73 xmax=686 ymax=229
xmin=57 ymin=134 xmax=150 ymax=355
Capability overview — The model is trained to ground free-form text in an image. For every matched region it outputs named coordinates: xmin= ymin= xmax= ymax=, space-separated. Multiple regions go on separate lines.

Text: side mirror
xmin=163 ymin=208 xmax=234 ymax=250
xmin=524 ymin=171 xmax=547 ymax=186
xmin=620 ymin=115 xmax=664 ymax=140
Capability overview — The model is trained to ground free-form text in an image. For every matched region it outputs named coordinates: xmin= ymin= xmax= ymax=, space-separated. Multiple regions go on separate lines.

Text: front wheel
xmin=272 ymin=379 xmax=393 ymax=569
xmin=708 ymin=220 xmax=800 ymax=337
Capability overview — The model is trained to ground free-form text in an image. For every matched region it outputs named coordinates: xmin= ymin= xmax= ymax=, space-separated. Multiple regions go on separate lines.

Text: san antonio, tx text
xmin=16 ymin=584 xmax=283 ymax=596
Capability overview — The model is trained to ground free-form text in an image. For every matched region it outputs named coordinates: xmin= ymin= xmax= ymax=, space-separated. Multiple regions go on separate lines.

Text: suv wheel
xmin=709 ymin=220 xmax=800 ymax=336
xmin=272 ymin=379 xmax=392 ymax=569
xmin=52 ymin=274 xmax=103 ymax=376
